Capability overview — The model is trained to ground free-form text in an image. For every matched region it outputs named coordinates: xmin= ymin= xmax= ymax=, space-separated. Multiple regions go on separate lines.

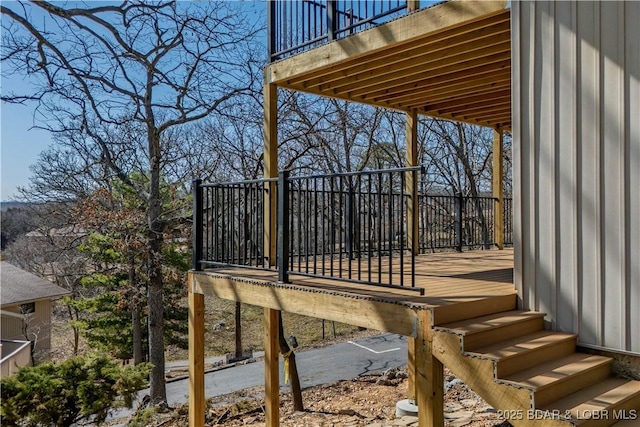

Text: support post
xmin=493 ymin=127 xmax=504 ymax=250
xmin=407 ymin=338 xmax=416 ymax=402
xmin=406 ymin=110 xmax=419 ymax=404
xmin=405 ymin=110 xmax=419 ymax=256
xmin=415 ymin=310 xmax=444 ymax=427
xmin=264 ymin=77 xmax=278 ymax=266
xmin=264 ymin=308 xmax=280 ymax=427
xmin=188 ymin=285 xmax=205 ymax=427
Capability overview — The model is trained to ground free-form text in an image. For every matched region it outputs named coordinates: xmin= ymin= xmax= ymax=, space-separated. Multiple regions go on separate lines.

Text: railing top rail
xmin=200 ymin=177 xmax=278 ymax=188
xmin=287 ymin=166 xmax=422 ymax=181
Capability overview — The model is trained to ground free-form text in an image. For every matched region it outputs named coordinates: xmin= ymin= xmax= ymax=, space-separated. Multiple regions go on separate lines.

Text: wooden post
xmin=264 ymin=308 xmax=280 ymax=427
xmin=407 ymin=0 xmax=420 ymax=13
xmin=188 ymin=283 xmax=205 ymax=427
xmin=493 ymin=127 xmax=504 ymax=250
xmin=406 ymin=110 xmax=419 ymax=403
xmin=264 ymin=76 xmax=278 ymax=265
xmin=406 ymin=110 xmax=419 ymax=256
xmin=416 ymin=310 xmax=444 ymax=427
xmin=407 ymin=338 xmax=416 ymax=402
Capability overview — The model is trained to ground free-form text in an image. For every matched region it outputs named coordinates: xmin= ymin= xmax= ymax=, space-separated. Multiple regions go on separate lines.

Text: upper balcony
xmin=265 ymin=0 xmax=512 ymax=130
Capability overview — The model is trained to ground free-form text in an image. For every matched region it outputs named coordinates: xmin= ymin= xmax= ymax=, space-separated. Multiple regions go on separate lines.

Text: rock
xmin=445 ymin=410 xmax=475 ymax=427
xmin=392 ymin=415 xmax=418 ymax=426
xmin=444 ymin=402 xmax=464 ymax=412
xmin=460 ymin=398 xmax=478 ymax=408
xmin=444 ymin=378 xmax=465 ymax=392
xmin=449 ymin=416 xmax=473 ymax=427
xmin=338 ymin=408 xmax=357 ymax=416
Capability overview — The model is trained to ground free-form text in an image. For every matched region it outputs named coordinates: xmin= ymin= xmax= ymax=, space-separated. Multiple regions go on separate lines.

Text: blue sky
xmin=0 ymin=0 xmax=265 ymax=202
xmin=1 ymin=76 xmax=53 ymax=201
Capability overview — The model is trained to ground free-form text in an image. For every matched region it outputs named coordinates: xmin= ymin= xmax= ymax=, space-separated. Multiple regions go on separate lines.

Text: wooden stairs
xmin=431 ymin=309 xmax=640 ymax=427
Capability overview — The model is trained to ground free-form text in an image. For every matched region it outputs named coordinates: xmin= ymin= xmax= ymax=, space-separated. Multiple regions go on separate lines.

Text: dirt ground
xmin=129 ymin=367 xmax=510 ymax=427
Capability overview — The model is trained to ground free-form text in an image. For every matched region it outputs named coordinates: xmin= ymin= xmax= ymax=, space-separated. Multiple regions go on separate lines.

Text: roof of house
xmin=1 ymin=261 xmax=71 ymax=307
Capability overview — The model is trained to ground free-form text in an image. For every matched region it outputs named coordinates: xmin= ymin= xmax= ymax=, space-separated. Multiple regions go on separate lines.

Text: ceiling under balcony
xmin=265 ymin=2 xmax=511 ymax=130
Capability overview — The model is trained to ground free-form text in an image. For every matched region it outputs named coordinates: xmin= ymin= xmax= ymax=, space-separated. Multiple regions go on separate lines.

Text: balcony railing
xmin=419 ymin=193 xmax=503 ymax=252
xmin=193 ymin=169 xmax=512 ymax=291
xmin=268 ymin=0 xmax=416 ymax=62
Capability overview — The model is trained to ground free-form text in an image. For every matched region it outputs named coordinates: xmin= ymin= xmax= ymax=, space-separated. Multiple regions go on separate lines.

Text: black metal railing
xmin=268 ymin=0 xmax=411 ymax=62
xmin=192 ymin=177 xmax=276 ymax=271
xmin=282 ymin=167 xmax=421 ymax=291
xmin=192 ymin=173 xmax=513 ymax=290
xmin=503 ymin=196 xmax=513 ymax=246
xmin=418 ymin=193 xmax=496 ymax=252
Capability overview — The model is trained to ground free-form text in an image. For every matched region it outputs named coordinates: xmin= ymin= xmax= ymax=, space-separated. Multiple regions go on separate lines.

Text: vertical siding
xmin=626 ymin=1 xmax=640 ymax=353
xmin=1 ymin=309 xmax=25 ymax=341
xmin=33 ymin=300 xmax=52 ymax=359
xmin=1 ymin=301 xmax=53 ymax=359
xmin=512 ymin=1 xmax=640 ymax=354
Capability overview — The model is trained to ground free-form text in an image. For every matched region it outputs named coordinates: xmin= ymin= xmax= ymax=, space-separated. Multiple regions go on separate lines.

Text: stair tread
xmin=539 ymin=378 xmax=640 ymax=413
xmin=502 ymin=353 xmax=612 ymax=390
xmin=469 ymin=330 xmax=577 ymax=360
xmin=436 ymin=310 xmax=544 ymax=335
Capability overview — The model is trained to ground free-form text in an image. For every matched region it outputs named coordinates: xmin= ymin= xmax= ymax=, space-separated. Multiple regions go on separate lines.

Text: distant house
xmin=1 ymin=261 xmax=70 ymax=374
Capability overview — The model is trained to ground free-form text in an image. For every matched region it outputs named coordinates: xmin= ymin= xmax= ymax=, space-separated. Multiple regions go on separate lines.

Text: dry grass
xmin=51 ymin=297 xmax=367 ymax=363
xmin=166 ymin=296 xmax=366 ymax=361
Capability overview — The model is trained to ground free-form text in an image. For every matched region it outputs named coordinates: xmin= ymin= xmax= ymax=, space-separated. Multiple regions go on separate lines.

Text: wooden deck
xmin=189 ymin=248 xmax=516 ymax=332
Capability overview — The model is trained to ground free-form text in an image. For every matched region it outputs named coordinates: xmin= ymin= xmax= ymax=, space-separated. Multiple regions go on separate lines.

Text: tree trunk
xmin=278 ymin=313 xmax=303 ymax=411
xmin=129 ymin=257 xmax=144 ymax=365
xmin=147 ymin=131 xmax=167 ymax=406
xmin=67 ymin=305 xmax=80 ymax=356
xmin=235 ymin=302 xmax=243 ymax=358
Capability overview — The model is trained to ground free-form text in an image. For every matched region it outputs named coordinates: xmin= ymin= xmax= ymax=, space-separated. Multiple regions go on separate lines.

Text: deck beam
xmin=189 ymin=271 xmax=421 ymax=336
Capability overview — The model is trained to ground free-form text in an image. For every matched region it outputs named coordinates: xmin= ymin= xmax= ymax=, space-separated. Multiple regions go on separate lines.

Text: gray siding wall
xmin=512 ymin=1 xmax=639 ymax=354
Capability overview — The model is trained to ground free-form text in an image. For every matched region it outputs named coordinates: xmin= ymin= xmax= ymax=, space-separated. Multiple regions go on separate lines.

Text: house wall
xmin=1 ymin=340 xmax=32 ymax=377
xmin=512 ymin=1 xmax=640 ymax=354
xmin=1 ymin=300 xmax=53 ymax=359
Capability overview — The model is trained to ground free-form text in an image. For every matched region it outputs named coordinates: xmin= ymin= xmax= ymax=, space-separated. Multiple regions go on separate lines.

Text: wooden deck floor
xmin=190 ymin=249 xmax=516 ymax=330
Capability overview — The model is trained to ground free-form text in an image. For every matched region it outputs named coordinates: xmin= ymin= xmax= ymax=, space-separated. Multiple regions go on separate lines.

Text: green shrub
xmin=1 ymin=354 xmax=151 ymax=427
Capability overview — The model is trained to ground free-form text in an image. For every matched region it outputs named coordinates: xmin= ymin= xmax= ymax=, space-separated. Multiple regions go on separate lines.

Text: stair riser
xmin=433 ymin=294 xmax=516 ymax=325
xmin=464 ymin=316 xmax=545 ymax=351
xmin=496 ymin=338 xmax=577 ymax=378
xmin=535 ymin=363 xmax=612 ymax=408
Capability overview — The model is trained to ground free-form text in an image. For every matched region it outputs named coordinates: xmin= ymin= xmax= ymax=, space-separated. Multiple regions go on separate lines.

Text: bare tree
xmin=2 ymin=1 xmax=262 ymax=405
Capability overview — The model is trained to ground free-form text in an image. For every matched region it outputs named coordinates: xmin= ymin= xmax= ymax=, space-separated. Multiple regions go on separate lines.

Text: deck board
xmin=191 ymin=249 xmax=516 ymax=329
